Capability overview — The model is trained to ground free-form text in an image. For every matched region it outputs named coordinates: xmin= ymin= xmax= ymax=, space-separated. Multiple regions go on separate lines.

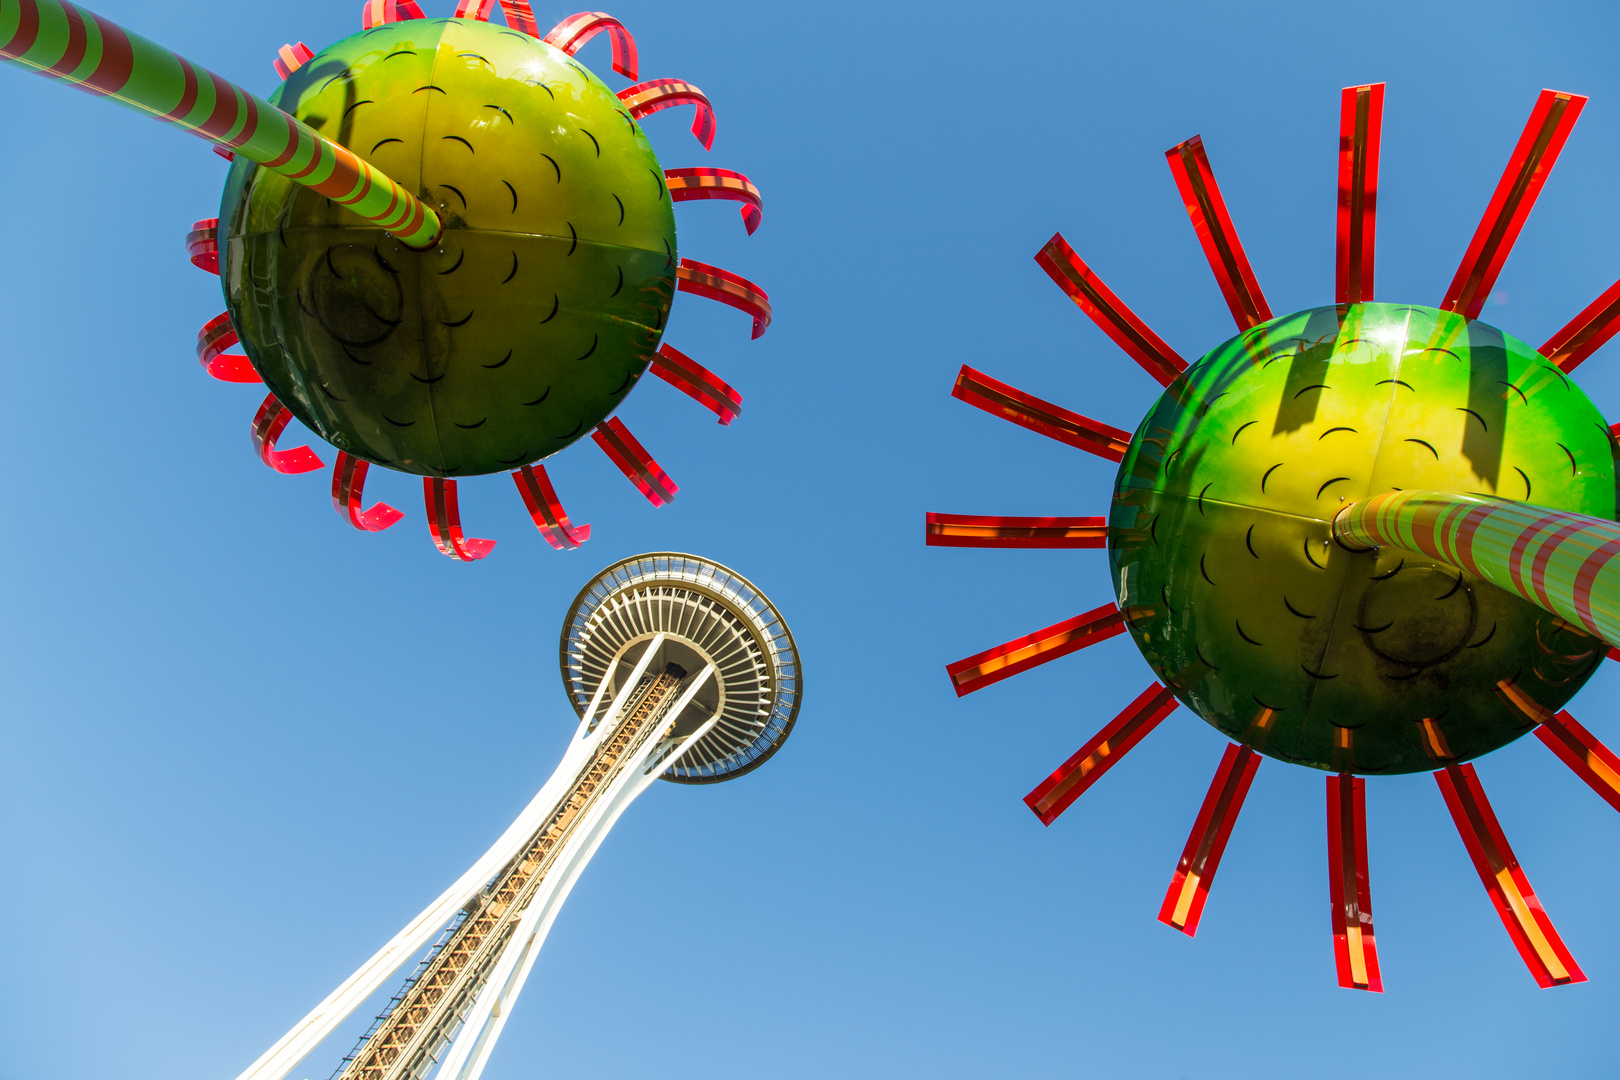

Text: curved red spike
xmin=1327 ymin=773 xmax=1383 ymax=992
xmin=924 ymin=513 xmax=1107 ymax=549
xmin=591 ymin=417 xmax=677 ymax=506
xmin=1336 ymin=83 xmax=1385 ymax=305
xmin=453 ymin=0 xmax=493 ymax=19
xmin=649 ymin=344 xmax=741 ymax=425
xmin=676 ymin=259 xmax=770 ymax=338
xmin=250 ymin=393 xmax=325 ymax=475
xmin=331 ymin=451 xmax=403 ymax=532
xmin=513 ymin=464 xmax=591 ymax=549
xmin=196 ymin=314 xmax=262 ymax=384
xmin=542 ymin=12 xmax=637 ymax=79
xmin=618 ymin=79 xmax=714 ymax=150
xmin=664 ymin=167 xmax=762 ymax=235
xmin=273 ymin=42 xmax=313 ymax=81
xmin=494 ymin=0 xmax=539 ymax=35
xmin=186 ymin=218 xmax=218 ymax=274
xmin=952 ymin=366 xmax=1131 ymax=461
xmin=424 ymin=478 xmax=495 ymax=560
xmin=1166 ymin=135 xmax=1272 ymax=330
xmin=1034 ymin=234 xmax=1186 ymax=388
xmin=361 ymin=0 xmax=424 ymax=29
xmin=1159 ymin=743 xmax=1260 ymax=936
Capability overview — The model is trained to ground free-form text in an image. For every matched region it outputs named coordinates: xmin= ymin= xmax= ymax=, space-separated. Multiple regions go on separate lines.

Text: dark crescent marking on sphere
xmin=1337 ymin=337 xmax=1369 ymax=350
xmin=414 ymin=85 xmax=448 ymax=95
xmin=442 ymin=184 xmax=467 ymax=210
xmin=456 ymin=51 xmax=492 ymax=67
xmin=342 ymin=346 xmax=372 ymax=366
xmin=438 ymin=250 xmax=465 ymax=275
xmin=542 ymin=154 xmax=561 ymax=182
xmin=320 ymin=68 xmax=354 ymax=92
xmin=1552 ymin=367 xmax=1572 ymax=390
xmin=1197 ymin=483 xmax=1211 ymax=514
xmin=483 ymin=350 xmax=512 ymax=370
xmin=1422 ymin=347 xmax=1458 ymax=360
xmin=1319 ymin=426 xmax=1356 ymax=439
xmin=296 ymin=287 xmax=316 ymax=317
xmin=1500 ymin=380 xmax=1529 ymax=405
xmin=1353 ymin=619 xmax=1392 ymax=633
xmin=279 ymin=221 xmax=289 ymax=248
xmin=1383 ymin=667 xmax=1423 ymax=682
xmin=1457 ymin=407 xmax=1488 ymax=431
xmin=503 ymin=253 xmax=519 ymax=284
xmin=566 ymin=222 xmax=578 ymax=256
xmin=663 ymin=237 xmax=673 ymax=267
xmin=373 ymin=246 xmax=399 ymax=274
xmin=443 ymin=135 xmax=474 ymax=154
xmin=1439 ymin=571 xmax=1464 ymax=600
xmin=455 ymin=418 xmax=487 ymax=429
xmin=320 ymin=383 xmax=347 ymax=401
xmin=1406 ymin=438 xmax=1439 ymax=459
xmin=371 ymin=137 xmax=404 ymax=153
xmin=541 ymin=294 xmax=559 ymax=323
xmin=410 ymin=371 xmax=446 ymax=384
xmin=575 ymin=334 xmax=599 ymax=362
xmin=568 ymin=60 xmax=591 ymax=79
xmin=613 ymin=193 xmax=625 ymax=225
xmin=1251 ymin=694 xmax=1280 ymax=711
xmin=384 ymin=49 xmax=415 ymax=60
xmin=649 ymin=167 xmax=666 ymax=198
xmin=442 ymin=311 xmax=474 ymax=328
xmin=1376 ymin=378 xmax=1414 ymax=391
xmin=1231 ymin=420 xmax=1256 ymax=444
xmin=1235 ymin=619 xmax=1262 ymax=646
xmin=1199 ymin=553 xmax=1215 ymax=586
xmin=556 ymin=420 xmax=585 ymax=439
xmin=1514 ymin=466 xmax=1532 ymax=499
xmin=581 ymin=128 xmax=600 ymax=156
xmin=611 ymin=266 xmax=623 ymax=297
xmin=485 ymin=104 xmax=514 ymax=123
xmin=1164 ymin=446 xmax=1184 ymax=471
xmin=523 ymin=388 xmax=552 ymax=407
xmin=1161 ymin=585 xmax=1176 ymax=615
xmin=1295 ymin=384 xmax=1331 ymax=398
xmin=325 ymin=246 xmax=341 ymax=277
xmin=384 ymin=414 xmax=415 ymax=427
xmin=527 ymin=78 xmax=555 ymax=99
xmin=344 ymin=99 xmax=374 ymax=118
xmin=503 ymin=180 xmax=518 ymax=212
xmin=1558 ymin=442 xmax=1578 ymax=475
xmin=1467 ymin=622 xmax=1498 ymax=648
xmin=1304 ymin=539 xmax=1326 ymax=569
xmin=1284 ymin=596 xmax=1315 ymax=619
xmin=498 ymin=451 xmax=533 ymax=464
xmin=1194 ymin=644 xmax=1221 ymax=671
xmin=1261 ymin=463 xmax=1282 ymax=492
xmin=612 ymin=366 xmax=635 ymax=394
xmin=362 ymin=301 xmax=401 ymax=327
xmin=1150 ymin=516 xmax=1160 ymax=546
xmin=1246 ymin=524 xmax=1258 ymax=557
xmin=1369 ymin=558 xmax=1404 ymax=581
xmin=498 ymin=29 xmax=529 ymax=42
xmin=1301 ymin=664 xmax=1339 ymax=680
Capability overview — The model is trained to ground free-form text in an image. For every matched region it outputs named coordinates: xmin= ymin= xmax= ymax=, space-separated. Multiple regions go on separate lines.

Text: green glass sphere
xmin=219 ymin=18 xmax=675 ymax=476
xmin=1109 ymin=303 xmax=1615 ymax=774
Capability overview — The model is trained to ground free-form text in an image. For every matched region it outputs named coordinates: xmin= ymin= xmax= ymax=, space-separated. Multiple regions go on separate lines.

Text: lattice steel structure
xmin=233 ymin=553 xmax=801 ymax=1080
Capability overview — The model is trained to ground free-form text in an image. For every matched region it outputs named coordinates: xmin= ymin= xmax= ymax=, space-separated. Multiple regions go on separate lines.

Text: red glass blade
xmin=361 ymin=0 xmax=424 ymax=29
xmin=649 ymin=343 xmax=742 ymax=425
xmin=272 ymin=42 xmax=313 ymax=80
xmin=512 ymin=464 xmax=590 ymax=549
xmin=1327 ymin=773 xmax=1383 ymax=992
xmin=541 ymin=12 xmax=638 ymax=78
xmin=331 ymin=451 xmax=403 ymax=532
xmin=1434 ymin=763 xmax=1585 ymax=988
xmin=1442 ymin=89 xmax=1587 ymax=318
xmin=186 ymin=217 xmax=218 ymax=275
xmin=676 ymin=259 xmax=771 ymax=339
xmin=952 ymin=366 xmax=1131 ymax=461
xmin=250 ymin=392 xmax=324 ymax=475
xmin=452 ymin=0 xmax=494 ymax=19
xmin=591 ymin=417 xmax=678 ymax=506
xmin=665 ymin=167 xmax=763 ymax=235
xmin=1165 ymin=135 xmax=1272 ymax=330
xmin=423 ymin=477 xmax=495 ymax=560
xmin=618 ymin=79 xmax=714 ymax=149
xmin=1535 ymin=709 xmax=1620 ymax=815
xmin=1034 ymin=234 xmax=1186 ymax=387
xmin=1542 ymin=276 xmax=1620 ymax=373
xmin=1024 ymin=682 xmax=1179 ymax=825
xmin=924 ymin=512 xmax=1106 ymax=549
xmin=1159 ymin=743 xmax=1259 ymax=937
xmin=494 ymin=0 xmax=539 ymax=36
xmin=1336 ymin=83 xmax=1384 ymax=305
xmin=948 ymin=602 xmax=1126 ymax=698
xmin=195 ymin=313 xmax=262 ymax=384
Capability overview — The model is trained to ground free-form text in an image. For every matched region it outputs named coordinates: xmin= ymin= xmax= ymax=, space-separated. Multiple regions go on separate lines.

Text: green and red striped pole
xmin=0 ymin=0 xmax=441 ymax=248
xmin=1334 ymin=490 xmax=1620 ymax=649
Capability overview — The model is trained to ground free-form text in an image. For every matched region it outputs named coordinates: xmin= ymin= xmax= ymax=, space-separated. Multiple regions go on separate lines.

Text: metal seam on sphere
xmin=0 ymin=0 xmax=441 ymax=248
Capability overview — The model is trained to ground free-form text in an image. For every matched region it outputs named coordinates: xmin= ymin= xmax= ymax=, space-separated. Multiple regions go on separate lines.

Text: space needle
xmin=233 ymin=553 xmax=802 ymax=1080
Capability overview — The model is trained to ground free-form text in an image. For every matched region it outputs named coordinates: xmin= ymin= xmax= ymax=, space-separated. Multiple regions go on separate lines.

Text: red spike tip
xmin=273 ymin=42 xmax=314 ymax=80
xmin=361 ymin=0 xmax=424 ymax=29
xmin=650 ymin=344 xmax=742 ymax=425
xmin=542 ymin=12 xmax=637 ymax=78
xmin=592 ymin=417 xmax=677 ymax=506
xmin=1336 ymin=83 xmax=1384 ymax=305
xmin=952 ymin=366 xmax=1131 ymax=461
xmin=947 ymin=602 xmax=1127 ymax=698
xmin=924 ymin=513 xmax=1107 ymax=549
xmin=1034 ymin=234 xmax=1187 ymax=387
xmin=664 ymin=167 xmax=763 ymax=235
xmin=250 ymin=393 xmax=324 ymax=474
xmin=676 ymin=259 xmax=771 ymax=338
xmin=186 ymin=218 xmax=218 ymax=275
xmin=1327 ymin=773 xmax=1383 ymax=991
xmin=424 ymin=478 xmax=495 ymax=560
xmin=1159 ymin=743 xmax=1259 ymax=936
xmin=513 ymin=465 xmax=590 ymax=549
xmin=331 ymin=452 xmax=403 ymax=532
xmin=1025 ymin=682 xmax=1179 ymax=824
xmin=619 ymin=79 xmax=715 ymax=150
xmin=1165 ymin=134 xmax=1272 ymax=330
xmin=196 ymin=314 xmax=263 ymax=384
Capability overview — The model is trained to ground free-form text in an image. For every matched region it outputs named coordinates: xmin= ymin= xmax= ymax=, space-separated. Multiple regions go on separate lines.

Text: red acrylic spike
xmin=618 ymin=79 xmax=715 ymax=150
xmin=196 ymin=313 xmax=262 ymax=384
xmin=1336 ymin=83 xmax=1385 ymax=305
xmin=331 ymin=451 xmax=403 ymax=532
xmin=512 ymin=464 xmax=591 ymax=550
xmin=1542 ymin=277 xmax=1620 ymax=373
xmin=1159 ymin=743 xmax=1260 ymax=936
xmin=664 ymin=167 xmax=763 ymax=235
xmin=250 ymin=393 xmax=324 ymax=475
xmin=924 ymin=513 xmax=1107 ymax=549
xmin=676 ymin=259 xmax=771 ymax=339
xmin=1327 ymin=773 xmax=1383 ymax=992
xmin=1034 ymin=234 xmax=1187 ymax=387
xmin=952 ymin=366 xmax=1131 ymax=462
xmin=361 ymin=0 xmax=424 ymax=29
xmin=541 ymin=12 xmax=638 ymax=78
xmin=1535 ymin=709 xmax=1620 ymax=815
xmin=1443 ymin=89 xmax=1587 ymax=318
xmin=1166 ymin=135 xmax=1272 ymax=330
xmin=272 ymin=42 xmax=313 ymax=80
xmin=453 ymin=0 xmax=494 ymax=19
xmin=649 ymin=344 xmax=741 ymax=425
xmin=1025 ymin=682 xmax=1179 ymax=825
xmin=1435 ymin=763 xmax=1585 ymax=988
xmin=423 ymin=478 xmax=495 ymax=561
xmin=212 ymin=145 xmax=235 ymax=162
xmin=186 ymin=217 xmax=218 ymax=275
xmin=495 ymin=0 xmax=539 ymax=36
xmin=592 ymin=417 xmax=677 ymax=506
xmin=948 ymin=602 xmax=1127 ymax=698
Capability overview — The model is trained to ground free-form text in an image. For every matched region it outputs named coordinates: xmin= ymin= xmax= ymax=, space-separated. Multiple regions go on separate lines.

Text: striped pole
xmin=0 ymin=0 xmax=441 ymax=248
xmin=1334 ymin=490 xmax=1620 ymax=648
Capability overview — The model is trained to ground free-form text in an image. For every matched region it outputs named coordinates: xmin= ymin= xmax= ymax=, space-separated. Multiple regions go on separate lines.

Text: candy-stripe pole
xmin=0 ymin=0 xmax=441 ymax=248
xmin=1334 ymin=490 xmax=1620 ymax=649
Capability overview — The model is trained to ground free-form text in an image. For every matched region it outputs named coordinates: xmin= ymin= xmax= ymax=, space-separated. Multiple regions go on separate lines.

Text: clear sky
xmin=4 ymin=1 xmax=1620 ymax=1077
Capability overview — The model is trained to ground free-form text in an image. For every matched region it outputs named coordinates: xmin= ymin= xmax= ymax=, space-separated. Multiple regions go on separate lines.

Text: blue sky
xmin=5 ymin=0 xmax=1620 ymax=1077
